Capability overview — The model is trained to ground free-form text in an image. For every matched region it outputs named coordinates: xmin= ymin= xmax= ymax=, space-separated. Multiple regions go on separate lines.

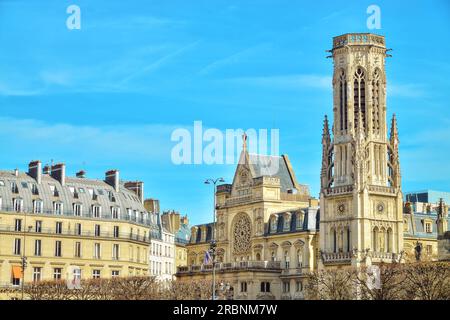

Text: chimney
xmin=50 ymin=163 xmax=66 ymax=186
xmin=124 ymin=181 xmax=144 ymax=204
xmin=144 ymin=198 xmax=160 ymax=213
xmin=28 ymin=160 xmax=42 ymax=184
xmin=76 ymin=170 xmax=86 ymax=178
xmin=14 ymin=168 xmax=19 ymax=177
xmin=105 ymin=170 xmax=120 ymax=192
xmin=43 ymin=165 xmax=50 ymax=174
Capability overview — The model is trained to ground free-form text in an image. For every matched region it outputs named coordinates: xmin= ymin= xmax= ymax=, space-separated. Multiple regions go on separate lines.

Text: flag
xmin=204 ymin=250 xmax=212 ymax=265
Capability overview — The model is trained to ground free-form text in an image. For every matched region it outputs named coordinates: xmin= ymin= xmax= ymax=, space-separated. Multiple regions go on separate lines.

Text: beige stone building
xmin=319 ymin=33 xmax=403 ymax=268
xmin=177 ymin=33 xmax=450 ymax=300
xmin=177 ymin=145 xmax=320 ymax=300
xmin=0 ymin=161 xmax=162 ymax=298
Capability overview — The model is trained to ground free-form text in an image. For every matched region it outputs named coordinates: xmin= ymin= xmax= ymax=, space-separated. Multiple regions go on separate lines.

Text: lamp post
xmin=204 ymin=177 xmax=224 ymax=301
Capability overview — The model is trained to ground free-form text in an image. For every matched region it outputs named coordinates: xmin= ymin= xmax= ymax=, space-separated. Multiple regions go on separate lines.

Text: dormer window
xmin=78 ymin=187 xmax=85 ymax=194
xmin=53 ymin=202 xmax=63 ymax=215
xmin=108 ymin=191 xmax=116 ymax=202
xmin=11 ymin=182 xmax=19 ymax=194
xmin=92 ymin=205 xmax=101 ymax=218
xmin=111 ymin=207 xmax=120 ymax=219
xmin=283 ymin=213 xmax=291 ymax=231
xmin=13 ymin=198 xmax=23 ymax=212
xmin=31 ymin=184 xmax=39 ymax=195
xmin=21 ymin=182 xmax=28 ymax=189
xmin=270 ymin=216 xmax=278 ymax=233
xmin=425 ymin=222 xmax=432 ymax=233
xmin=296 ymin=211 xmax=305 ymax=230
xmin=33 ymin=199 xmax=43 ymax=214
xmin=127 ymin=208 xmax=132 ymax=220
xmin=49 ymin=185 xmax=59 ymax=197
xmin=73 ymin=203 xmax=82 ymax=216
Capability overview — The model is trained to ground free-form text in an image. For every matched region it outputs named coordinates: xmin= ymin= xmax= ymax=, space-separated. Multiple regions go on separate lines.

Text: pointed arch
xmin=371 ymin=68 xmax=382 ymax=133
xmin=372 ymin=226 xmax=379 ymax=251
xmin=354 ymin=66 xmax=366 ymax=130
xmin=338 ymin=68 xmax=348 ymax=131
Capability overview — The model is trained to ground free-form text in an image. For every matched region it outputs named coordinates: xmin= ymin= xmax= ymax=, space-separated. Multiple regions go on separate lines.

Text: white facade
xmin=149 ymin=228 xmax=175 ymax=281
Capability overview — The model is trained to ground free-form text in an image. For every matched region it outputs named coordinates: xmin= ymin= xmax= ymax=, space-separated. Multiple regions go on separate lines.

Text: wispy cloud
xmin=120 ymin=41 xmax=201 ymax=84
xmin=0 ymin=117 xmax=178 ymax=164
xmin=198 ymin=44 xmax=270 ymax=76
xmin=224 ymin=74 xmax=332 ymax=91
xmin=0 ymin=82 xmax=45 ymax=96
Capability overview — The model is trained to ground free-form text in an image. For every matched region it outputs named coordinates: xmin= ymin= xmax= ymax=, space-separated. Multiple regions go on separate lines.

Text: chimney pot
xmin=50 ymin=163 xmax=66 ymax=186
xmin=28 ymin=160 xmax=42 ymax=184
xmin=105 ymin=169 xmax=120 ymax=192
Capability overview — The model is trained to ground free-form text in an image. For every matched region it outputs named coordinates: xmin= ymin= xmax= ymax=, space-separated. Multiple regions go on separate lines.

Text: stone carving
xmin=233 ymin=213 xmax=252 ymax=254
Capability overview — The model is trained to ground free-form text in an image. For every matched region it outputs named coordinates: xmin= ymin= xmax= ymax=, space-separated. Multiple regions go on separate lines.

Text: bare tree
xmin=355 ymin=263 xmax=406 ymax=300
xmin=305 ymin=269 xmax=357 ymax=300
xmin=402 ymin=262 xmax=450 ymax=300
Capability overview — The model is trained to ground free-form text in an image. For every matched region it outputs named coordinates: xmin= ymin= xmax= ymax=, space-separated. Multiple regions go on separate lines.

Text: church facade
xmin=176 ymin=33 xmax=449 ymax=300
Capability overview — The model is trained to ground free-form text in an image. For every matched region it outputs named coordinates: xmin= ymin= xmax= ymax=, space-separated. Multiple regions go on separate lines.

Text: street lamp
xmin=204 ymin=177 xmax=224 ymax=301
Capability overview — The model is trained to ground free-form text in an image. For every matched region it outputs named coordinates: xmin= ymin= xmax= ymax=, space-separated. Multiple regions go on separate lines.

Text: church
xmin=176 ymin=33 xmax=449 ymax=299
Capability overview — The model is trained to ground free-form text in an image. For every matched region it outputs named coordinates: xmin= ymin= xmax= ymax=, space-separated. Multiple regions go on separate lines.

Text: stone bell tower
xmin=319 ymin=33 xmax=403 ymax=268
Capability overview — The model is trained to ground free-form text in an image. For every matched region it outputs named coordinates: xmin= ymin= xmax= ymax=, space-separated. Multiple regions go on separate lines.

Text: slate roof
xmin=0 ymin=169 xmax=159 ymax=231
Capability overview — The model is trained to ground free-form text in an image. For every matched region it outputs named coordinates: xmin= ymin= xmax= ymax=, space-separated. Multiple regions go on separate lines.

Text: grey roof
xmin=266 ymin=207 xmax=319 ymax=235
xmin=403 ymin=211 xmax=450 ymax=239
xmin=248 ymin=154 xmax=294 ymax=192
xmin=0 ymin=170 xmax=159 ymax=231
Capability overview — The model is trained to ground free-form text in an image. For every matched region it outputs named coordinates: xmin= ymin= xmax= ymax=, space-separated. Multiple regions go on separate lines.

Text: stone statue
xmin=414 ymin=241 xmax=422 ymax=261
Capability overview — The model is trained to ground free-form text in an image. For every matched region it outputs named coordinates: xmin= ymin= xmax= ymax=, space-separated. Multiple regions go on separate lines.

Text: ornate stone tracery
xmin=232 ymin=213 xmax=252 ymax=254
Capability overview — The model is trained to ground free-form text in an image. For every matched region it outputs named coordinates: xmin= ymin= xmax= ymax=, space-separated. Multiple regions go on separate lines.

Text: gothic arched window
xmin=372 ymin=69 xmax=381 ymax=133
xmin=387 ymin=228 xmax=393 ymax=252
xmin=339 ymin=69 xmax=348 ymax=131
xmin=373 ymin=227 xmax=379 ymax=251
xmin=354 ymin=67 xmax=366 ymax=130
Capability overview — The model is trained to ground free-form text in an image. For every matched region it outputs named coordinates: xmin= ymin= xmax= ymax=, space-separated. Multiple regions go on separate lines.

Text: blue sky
xmin=0 ymin=0 xmax=449 ymax=226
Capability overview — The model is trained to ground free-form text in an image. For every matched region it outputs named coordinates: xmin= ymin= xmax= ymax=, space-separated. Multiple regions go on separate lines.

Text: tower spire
xmin=390 ymin=113 xmax=399 ymax=146
xmin=321 ymin=115 xmax=333 ymax=190
xmin=242 ymin=133 xmax=248 ymax=152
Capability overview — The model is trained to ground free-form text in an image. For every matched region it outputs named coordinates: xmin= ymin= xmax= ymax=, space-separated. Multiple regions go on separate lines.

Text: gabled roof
xmin=230 ymin=147 xmax=307 ymax=194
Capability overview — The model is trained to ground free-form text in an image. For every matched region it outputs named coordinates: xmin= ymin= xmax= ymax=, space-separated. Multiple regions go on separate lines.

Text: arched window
xmin=373 ymin=227 xmax=379 ymax=251
xmin=380 ymin=227 xmax=386 ymax=252
xmin=372 ymin=69 xmax=381 ymax=133
xmin=296 ymin=249 xmax=303 ymax=268
xmin=332 ymin=228 xmax=337 ymax=253
xmin=339 ymin=69 xmax=348 ymax=131
xmin=354 ymin=67 xmax=366 ymax=130
xmin=256 ymin=252 xmax=261 ymax=261
xmin=387 ymin=228 xmax=393 ymax=252
xmin=346 ymin=227 xmax=351 ymax=252
xmin=284 ymin=250 xmax=290 ymax=269
xmin=271 ymin=251 xmax=276 ymax=261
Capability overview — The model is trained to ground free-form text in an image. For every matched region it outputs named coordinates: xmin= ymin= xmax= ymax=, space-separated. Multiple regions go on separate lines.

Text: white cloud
xmin=0 ymin=117 xmax=179 ymax=164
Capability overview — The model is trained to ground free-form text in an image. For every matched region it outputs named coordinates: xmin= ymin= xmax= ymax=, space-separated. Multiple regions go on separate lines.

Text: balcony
xmin=177 ymin=261 xmax=282 ymax=275
xmin=0 ymin=224 xmax=151 ymax=244
xmin=0 ymin=205 xmax=152 ymax=227
xmin=324 ymin=185 xmax=353 ymax=196
xmin=321 ymin=251 xmax=352 ymax=264
xmin=368 ymin=185 xmax=396 ymax=195
xmin=281 ymin=267 xmax=303 ymax=277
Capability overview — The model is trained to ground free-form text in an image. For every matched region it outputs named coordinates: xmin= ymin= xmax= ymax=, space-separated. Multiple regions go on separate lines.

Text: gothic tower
xmin=319 ymin=33 xmax=403 ymax=267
